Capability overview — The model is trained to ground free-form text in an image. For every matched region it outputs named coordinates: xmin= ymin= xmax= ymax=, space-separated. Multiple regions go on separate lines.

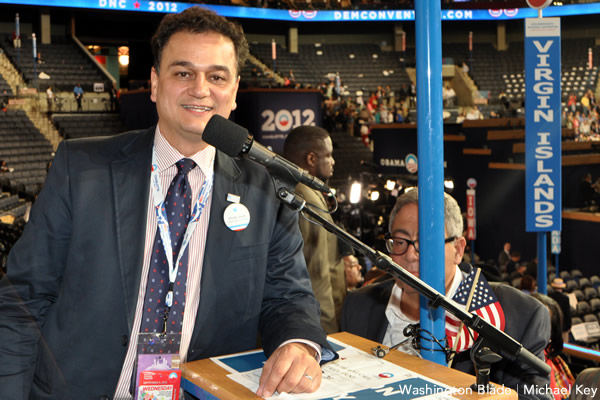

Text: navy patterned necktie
xmin=140 ymin=158 xmax=196 ymax=334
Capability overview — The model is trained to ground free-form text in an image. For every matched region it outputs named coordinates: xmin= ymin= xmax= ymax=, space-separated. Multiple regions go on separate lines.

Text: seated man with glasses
xmin=341 ymin=189 xmax=551 ymax=399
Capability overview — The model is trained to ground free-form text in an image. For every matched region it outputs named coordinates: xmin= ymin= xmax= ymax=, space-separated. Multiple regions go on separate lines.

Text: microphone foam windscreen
xmin=202 ymin=114 xmax=250 ymax=157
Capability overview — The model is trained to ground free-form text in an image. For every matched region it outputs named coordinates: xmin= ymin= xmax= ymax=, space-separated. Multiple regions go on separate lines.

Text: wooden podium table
xmin=181 ymin=331 xmax=517 ymax=400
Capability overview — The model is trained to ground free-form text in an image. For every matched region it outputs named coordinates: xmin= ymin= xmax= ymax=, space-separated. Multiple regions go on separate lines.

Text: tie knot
xmin=176 ymin=158 xmax=196 ymax=175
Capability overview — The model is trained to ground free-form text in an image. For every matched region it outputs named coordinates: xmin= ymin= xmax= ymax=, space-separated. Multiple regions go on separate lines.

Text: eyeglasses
xmin=385 ymin=233 xmax=456 ymax=256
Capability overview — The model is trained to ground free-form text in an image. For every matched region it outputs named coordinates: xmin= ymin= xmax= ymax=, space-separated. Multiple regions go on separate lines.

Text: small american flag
xmin=445 ymin=268 xmax=505 ymax=353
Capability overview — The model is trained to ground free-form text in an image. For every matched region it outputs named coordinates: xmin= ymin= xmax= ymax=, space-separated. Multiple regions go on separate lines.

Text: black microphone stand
xmin=274 ymin=183 xmax=551 ymax=387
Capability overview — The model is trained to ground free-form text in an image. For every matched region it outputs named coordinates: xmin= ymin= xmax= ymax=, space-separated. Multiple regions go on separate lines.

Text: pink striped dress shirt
xmin=113 ymin=128 xmax=214 ymax=399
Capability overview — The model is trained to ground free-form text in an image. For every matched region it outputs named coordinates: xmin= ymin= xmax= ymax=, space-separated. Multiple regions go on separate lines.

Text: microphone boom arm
xmin=275 ymin=187 xmax=550 ymax=377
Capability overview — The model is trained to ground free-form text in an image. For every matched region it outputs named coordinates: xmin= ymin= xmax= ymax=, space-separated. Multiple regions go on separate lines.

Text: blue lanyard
xmin=150 ymin=148 xmax=214 ymax=307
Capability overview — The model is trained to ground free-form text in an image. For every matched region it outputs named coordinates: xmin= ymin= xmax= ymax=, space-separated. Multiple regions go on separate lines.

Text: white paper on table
xmin=212 ymin=337 xmax=460 ymax=399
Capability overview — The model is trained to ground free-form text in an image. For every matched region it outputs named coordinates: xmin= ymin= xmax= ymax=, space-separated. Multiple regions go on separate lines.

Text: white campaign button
xmin=223 ymin=203 xmax=250 ymax=231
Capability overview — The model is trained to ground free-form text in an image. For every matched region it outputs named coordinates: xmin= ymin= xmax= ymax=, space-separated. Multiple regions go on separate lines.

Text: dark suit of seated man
xmin=341 ymin=189 xmax=552 ymax=400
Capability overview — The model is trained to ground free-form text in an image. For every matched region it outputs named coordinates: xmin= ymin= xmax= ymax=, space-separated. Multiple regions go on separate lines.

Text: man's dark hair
xmin=283 ymin=125 xmax=330 ymax=166
xmin=151 ymin=6 xmax=249 ymax=75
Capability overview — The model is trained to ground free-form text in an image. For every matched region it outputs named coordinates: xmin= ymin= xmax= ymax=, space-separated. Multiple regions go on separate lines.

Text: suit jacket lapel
xmin=189 ymin=151 xmax=244 ymax=350
xmin=374 ymin=279 xmax=395 ymax=343
xmin=111 ymin=128 xmax=154 ymax=331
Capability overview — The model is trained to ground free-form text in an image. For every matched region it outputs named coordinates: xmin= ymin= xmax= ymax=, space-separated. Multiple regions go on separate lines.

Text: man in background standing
xmin=110 ymin=83 xmax=119 ymax=112
xmin=498 ymin=241 xmax=511 ymax=272
xmin=548 ymin=278 xmax=572 ymax=343
xmin=284 ymin=125 xmax=357 ymax=333
xmin=46 ymin=85 xmax=54 ymax=113
xmin=73 ymin=83 xmax=83 ymax=111
xmin=1 ymin=89 xmax=10 ymax=110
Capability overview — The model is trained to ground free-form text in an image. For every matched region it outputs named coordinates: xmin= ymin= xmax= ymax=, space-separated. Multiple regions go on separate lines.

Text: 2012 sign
xmin=148 ymin=2 xmax=179 ymax=12
xmin=261 ymin=109 xmax=315 ymax=132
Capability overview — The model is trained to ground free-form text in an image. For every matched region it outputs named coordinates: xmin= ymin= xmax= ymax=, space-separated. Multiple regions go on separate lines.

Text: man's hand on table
xmin=256 ymin=342 xmax=322 ymax=398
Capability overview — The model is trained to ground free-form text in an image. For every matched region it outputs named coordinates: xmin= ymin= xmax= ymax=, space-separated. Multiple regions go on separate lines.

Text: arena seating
xmin=1 ymin=36 xmax=111 ymax=92
xmin=249 ymin=42 xmax=412 ymax=95
xmin=247 ymin=38 xmax=599 ymax=114
xmin=500 ymin=259 xmax=600 ymax=349
xmin=443 ymin=38 xmax=600 ymax=105
xmin=250 ymin=42 xmax=318 ymax=86
xmin=240 ymin=62 xmax=278 ymax=88
xmin=329 ymin=129 xmax=374 ymax=189
xmin=53 ymin=113 xmax=128 ymax=140
xmin=567 ymin=279 xmax=579 ymax=292
xmin=0 ymin=109 xmax=52 ymax=198
xmin=579 ymin=277 xmax=592 ymax=290
xmin=572 ymin=269 xmax=584 ymax=280
xmin=561 ymin=270 xmax=572 ymax=280
xmin=0 ymin=74 xmax=13 ymax=99
xmin=584 ymin=287 xmax=599 ymax=301
xmin=591 ymin=298 xmax=600 ymax=314
xmin=0 ymin=195 xmax=19 ymax=212
xmin=0 ymin=219 xmax=26 ymax=272
xmin=551 ymin=269 xmax=600 ymax=345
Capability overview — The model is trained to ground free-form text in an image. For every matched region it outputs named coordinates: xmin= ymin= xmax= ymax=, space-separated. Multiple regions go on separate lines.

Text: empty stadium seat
xmin=573 ymin=289 xmax=585 ymax=302
xmin=579 ymin=277 xmax=592 ymax=289
xmin=583 ymin=314 xmax=599 ymax=323
xmin=584 ymin=287 xmax=599 ymax=301
xmin=577 ymin=301 xmax=591 ymax=316
xmin=560 ymin=270 xmax=572 ymax=280
xmin=566 ymin=279 xmax=579 ymax=292
xmin=590 ymin=298 xmax=600 ymax=313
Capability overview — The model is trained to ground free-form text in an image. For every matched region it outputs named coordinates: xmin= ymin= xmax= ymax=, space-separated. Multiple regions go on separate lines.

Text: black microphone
xmin=202 ymin=115 xmax=330 ymax=193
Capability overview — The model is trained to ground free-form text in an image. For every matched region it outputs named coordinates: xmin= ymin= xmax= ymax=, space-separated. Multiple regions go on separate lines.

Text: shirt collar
xmin=153 ymin=126 xmax=215 ymax=178
xmin=446 ymin=265 xmax=464 ymax=299
xmin=386 ymin=283 xmax=411 ymax=322
xmin=386 ymin=264 xmax=463 ymax=321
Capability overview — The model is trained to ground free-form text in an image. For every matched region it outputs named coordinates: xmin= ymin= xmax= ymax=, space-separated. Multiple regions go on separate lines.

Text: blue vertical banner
xmin=525 ymin=17 xmax=561 ymax=232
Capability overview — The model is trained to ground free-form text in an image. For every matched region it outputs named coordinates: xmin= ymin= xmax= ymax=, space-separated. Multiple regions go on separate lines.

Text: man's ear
xmin=230 ymin=75 xmax=240 ymax=111
xmin=306 ymin=151 xmax=317 ymax=168
xmin=454 ymin=236 xmax=467 ymax=264
xmin=150 ymin=67 xmax=159 ymax=103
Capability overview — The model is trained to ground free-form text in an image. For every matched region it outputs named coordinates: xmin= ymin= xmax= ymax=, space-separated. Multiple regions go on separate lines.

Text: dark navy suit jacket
xmin=0 ymin=127 xmax=327 ymax=399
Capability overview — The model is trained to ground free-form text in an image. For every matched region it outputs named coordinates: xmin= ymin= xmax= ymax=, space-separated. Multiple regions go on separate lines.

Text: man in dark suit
xmin=0 ymin=7 xmax=329 ymax=400
xmin=498 ymin=241 xmax=511 ymax=271
xmin=341 ymin=189 xmax=551 ymax=399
